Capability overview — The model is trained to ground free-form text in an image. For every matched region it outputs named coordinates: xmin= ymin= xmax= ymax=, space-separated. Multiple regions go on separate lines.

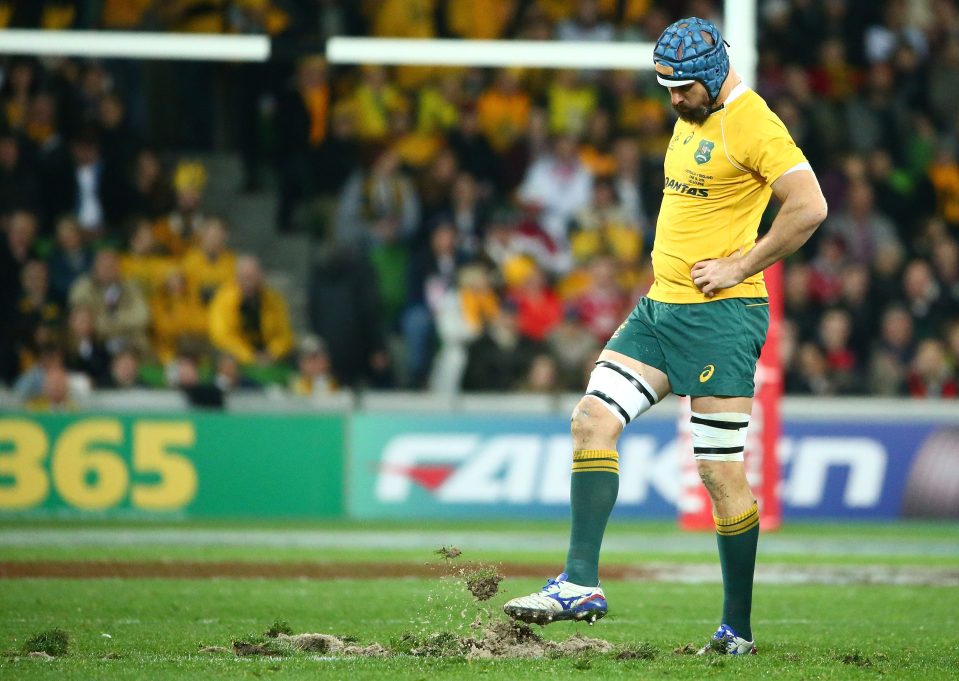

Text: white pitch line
xmin=1 ymin=528 xmax=958 ymax=557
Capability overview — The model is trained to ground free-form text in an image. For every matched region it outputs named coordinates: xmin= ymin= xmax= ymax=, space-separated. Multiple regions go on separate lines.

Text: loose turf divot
xmin=463 ymin=565 xmax=504 ymax=601
xmin=435 ymin=546 xmax=462 ymax=560
xmin=264 ymin=619 xmax=294 ymax=638
xmin=673 ymin=643 xmax=699 ymax=655
xmin=617 ymin=642 xmax=658 ymax=660
xmin=22 ymin=629 xmax=68 ymax=657
xmin=280 ymin=633 xmax=388 ymax=657
xmin=232 ymin=634 xmax=290 ymax=657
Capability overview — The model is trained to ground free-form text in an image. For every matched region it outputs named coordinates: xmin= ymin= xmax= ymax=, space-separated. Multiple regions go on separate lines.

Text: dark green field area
xmin=2 ymin=520 xmax=958 ymax=680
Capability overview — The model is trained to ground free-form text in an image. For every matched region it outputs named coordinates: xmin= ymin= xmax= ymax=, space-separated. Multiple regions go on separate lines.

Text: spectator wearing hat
xmin=153 ymin=159 xmax=206 ymax=257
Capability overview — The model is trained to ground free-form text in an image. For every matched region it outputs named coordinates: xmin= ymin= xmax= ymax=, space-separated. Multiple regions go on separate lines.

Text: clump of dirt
xmin=466 ymin=619 xmax=614 ymax=659
xmin=390 ymin=631 xmax=468 ymax=657
xmin=22 ymin=629 xmax=69 ymax=657
xmin=673 ymin=643 xmax=699 ymax=655
xmin=463 ymin=565 xmax=503 ymax=601
xmin=279 ymin=633 xmax=388 ymax=657
xmin=232 ymin=635 xmax=290 ymax=657
xmin=837 ymin=651 xmax=872 ymax=667
xmin=264 ymin=619 xmax=294 ymax=638
xmin=28 ymin=651 xmax=56 ymax=660
xmin=435 ymin=546 xmax=462 ymax=560
xmin=617 ymin=642 xmax=658 ymax=660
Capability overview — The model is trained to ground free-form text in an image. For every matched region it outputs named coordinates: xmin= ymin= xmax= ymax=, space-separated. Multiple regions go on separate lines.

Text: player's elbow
xmin=808 ymin=196 xmax=828 ymax=228
xmin=795 ymin=195 xmax=827 ymax=237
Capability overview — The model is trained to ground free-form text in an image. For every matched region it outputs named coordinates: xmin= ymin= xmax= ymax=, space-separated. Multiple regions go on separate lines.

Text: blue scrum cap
xmin=653 ymin=17 xmax=729 ymax=101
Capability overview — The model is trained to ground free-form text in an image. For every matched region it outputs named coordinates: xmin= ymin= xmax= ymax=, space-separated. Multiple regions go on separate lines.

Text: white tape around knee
xmin=584 ymin=360 xmax=659 ymax=426
xmin=691 ymin=411 xmax=750 ymax=461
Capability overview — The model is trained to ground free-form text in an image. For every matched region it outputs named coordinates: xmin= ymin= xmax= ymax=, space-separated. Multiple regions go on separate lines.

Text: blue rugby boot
xmin=697 ymin=624 xmax=757 ymax=655
xmin=503 ymin=573 xmax=607 ymax=625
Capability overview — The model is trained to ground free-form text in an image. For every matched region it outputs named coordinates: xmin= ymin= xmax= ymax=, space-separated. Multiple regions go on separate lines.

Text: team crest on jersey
xmin=694 ymin=139 xmax=715 ymax=165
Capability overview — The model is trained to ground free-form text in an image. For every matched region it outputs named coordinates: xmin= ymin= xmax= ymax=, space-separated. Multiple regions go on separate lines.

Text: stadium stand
xmin=0 ymin=0 xmax=957 ymax=406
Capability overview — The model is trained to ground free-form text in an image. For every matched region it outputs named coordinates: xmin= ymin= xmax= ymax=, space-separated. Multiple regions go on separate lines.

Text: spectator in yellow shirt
xmin=121 ymin=220 xmax=176 ymax=297
xmin=208 ymin=255 xmax=294 ymax=365
xmin=416 ymin=70 xmax=463 ymax=135
xmin=150 ymin=269 xmax=208 ymax=364
xmin=445 ymin=0 xmax=516 ymax=39
xmin=181 ymin=216 xmax=237 ymax=308
xmin=477 ymin=69 xmax=531 ymax=152
xmin=548 ymin=69 xmax=598 ymax=136
xmin=352 ymin=65 xmax=407 ymax=141
xmin=100 ymin=0 xmax=152 ymax=29
xmin=367 ymin=0 xmax=437 ymax=88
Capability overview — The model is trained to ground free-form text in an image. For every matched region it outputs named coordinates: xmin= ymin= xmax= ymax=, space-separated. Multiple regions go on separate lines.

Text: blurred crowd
xmin=1 ymin=0 xmax=958 ymax=408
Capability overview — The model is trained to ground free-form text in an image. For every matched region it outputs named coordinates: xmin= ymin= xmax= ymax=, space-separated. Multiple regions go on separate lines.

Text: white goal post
xmin=326 ymin=0 xmax=756 ymax=84
xmin=0 ymin=29 xmax=270 ymax=62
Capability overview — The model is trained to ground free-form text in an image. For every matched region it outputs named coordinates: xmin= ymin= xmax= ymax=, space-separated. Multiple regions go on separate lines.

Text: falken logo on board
xmin=368 ymin=432 xmax=889 ymax=511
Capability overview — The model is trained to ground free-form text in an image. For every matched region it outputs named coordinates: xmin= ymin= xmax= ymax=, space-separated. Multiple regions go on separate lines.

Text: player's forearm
xmin=737 ymin=197 xmax=826 ymax=280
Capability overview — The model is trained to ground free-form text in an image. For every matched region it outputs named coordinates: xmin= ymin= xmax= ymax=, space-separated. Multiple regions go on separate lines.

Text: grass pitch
xmin=2 ymin=520 xmax=958 ymax=680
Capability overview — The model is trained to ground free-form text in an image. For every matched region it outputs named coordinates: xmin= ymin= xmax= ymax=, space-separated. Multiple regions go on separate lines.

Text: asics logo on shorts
xmin=699 ymin=364 xmax=715 ymax=382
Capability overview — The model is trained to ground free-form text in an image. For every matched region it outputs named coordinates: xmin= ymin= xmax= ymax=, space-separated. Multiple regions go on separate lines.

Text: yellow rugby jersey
xmin=647 ymin=83 xmax=807 ymax=303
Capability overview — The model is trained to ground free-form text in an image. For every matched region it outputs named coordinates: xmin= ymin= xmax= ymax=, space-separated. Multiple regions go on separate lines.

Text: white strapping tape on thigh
xmin=584 ymin=360 xmax=659 ymax=426
xmin=691 ymin=411 xmax=750 ymax=461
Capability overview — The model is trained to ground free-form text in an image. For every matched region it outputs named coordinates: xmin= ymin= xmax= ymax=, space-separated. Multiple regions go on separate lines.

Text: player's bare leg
xmin=503 ymin=350 xmax=669 ymax=625
xmin=692 ymin=395 xmax=759 ymax=655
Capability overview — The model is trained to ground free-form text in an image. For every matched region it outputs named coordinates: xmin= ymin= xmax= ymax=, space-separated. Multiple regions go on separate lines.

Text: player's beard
xmin=673 ymin=102 xmax=711 ymax=125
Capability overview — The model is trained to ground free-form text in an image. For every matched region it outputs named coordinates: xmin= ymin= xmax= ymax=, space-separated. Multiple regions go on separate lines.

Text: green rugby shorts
xmin=604 ymin=297 xmax=769 ymax=397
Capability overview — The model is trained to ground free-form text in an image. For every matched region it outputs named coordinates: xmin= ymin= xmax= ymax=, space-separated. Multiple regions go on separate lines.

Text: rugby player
xmin=503 ymin=16 xmax=828 ymax=655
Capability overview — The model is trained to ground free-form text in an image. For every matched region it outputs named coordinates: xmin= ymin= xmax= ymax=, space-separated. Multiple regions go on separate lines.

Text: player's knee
xmin=697 ymin=459 xmax=750 ymax=499
xmin=582 ymin=359 xmax=659 ymax=428
xmin=570 ymin=397 xmax=622 ymax=447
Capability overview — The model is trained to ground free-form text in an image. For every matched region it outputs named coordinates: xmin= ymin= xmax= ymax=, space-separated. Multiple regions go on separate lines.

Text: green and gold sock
xmin=564 ymin=449 xmax=619 ymax=587
xmin=715 ymin=501 xmax=760 ymax=641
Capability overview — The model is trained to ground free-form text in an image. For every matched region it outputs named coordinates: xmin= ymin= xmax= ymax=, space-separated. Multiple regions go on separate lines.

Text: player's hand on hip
xmin=691 ymin=251 xmax=746 ymax=298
